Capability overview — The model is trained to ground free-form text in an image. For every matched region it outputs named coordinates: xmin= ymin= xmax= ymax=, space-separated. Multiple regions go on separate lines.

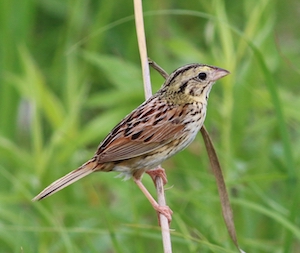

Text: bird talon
xmin=155 ymin=205 xmax=173 ymax=224
xmin=146 ymin=167 xmax=168 ymax=185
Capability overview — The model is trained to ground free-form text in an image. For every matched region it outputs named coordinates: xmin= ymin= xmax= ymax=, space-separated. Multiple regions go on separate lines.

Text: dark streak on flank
xmin=144 ymin=133 xmax=155 ymax=142
xmin=168 ymin=113 xmax=176 ymax=121
xmin=131 ymin=130 xmax=143 ymax=140
xmin=190 ymin=110 xmax=198 ymax=116
xmin=124 ymin=127 xmax=133 ymax=136
xmin=132 ymin=121 xmax=140 ymax=127
xmin=155 ymin=112 xmax=162 ymax=118
xmin=153 ymin=116 xmax=165 ymax=125
xmin=141 ymin=108 xmax=155 ymax=118
xmin=126 ymin=112 xmax=134 ymax=122
xmin=157 ymin=104 xmax=165 ymax=111
xmin=110 ymin=123 xmax=123 ymax=136
xmin=142 ymin=117 xmax=149 ymax=123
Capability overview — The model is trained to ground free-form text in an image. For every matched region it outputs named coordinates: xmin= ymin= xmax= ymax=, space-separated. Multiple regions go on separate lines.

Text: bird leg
xmin=146 ymin=166 xmax=168 ymax=185
xmin=133 ymin=177 xmax=173 ymax=223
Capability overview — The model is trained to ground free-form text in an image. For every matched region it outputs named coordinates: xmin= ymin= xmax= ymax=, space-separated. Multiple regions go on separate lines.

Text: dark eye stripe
xmin=179 ymin=81 xmax=188 ymax=93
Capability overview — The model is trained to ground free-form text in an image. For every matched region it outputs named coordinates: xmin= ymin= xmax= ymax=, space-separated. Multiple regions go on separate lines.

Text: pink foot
xmin=146 ymin=167 xmax=168 ymax=185
xmin=154 ymin=205 xmax=173 ymax=224
xmin=133 ymin=177 xmax=172 ymax=225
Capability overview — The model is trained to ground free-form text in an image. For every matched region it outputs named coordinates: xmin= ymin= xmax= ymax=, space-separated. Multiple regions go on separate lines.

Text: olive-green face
xmin=160 ymin=64 xmax=229 ymax=104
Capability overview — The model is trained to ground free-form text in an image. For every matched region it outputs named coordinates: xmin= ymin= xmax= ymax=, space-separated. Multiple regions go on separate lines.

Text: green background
xmin=0 ymin=0 xmax=299 ymax=252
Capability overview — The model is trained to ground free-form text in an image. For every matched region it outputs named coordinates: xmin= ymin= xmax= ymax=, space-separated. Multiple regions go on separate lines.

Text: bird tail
xmin=32 ymin=158 xmax=103 ymax=201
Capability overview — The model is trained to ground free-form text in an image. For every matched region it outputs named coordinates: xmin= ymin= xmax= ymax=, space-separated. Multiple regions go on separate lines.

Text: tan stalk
xmin=133 ymin=1 xmax=172 ymax=253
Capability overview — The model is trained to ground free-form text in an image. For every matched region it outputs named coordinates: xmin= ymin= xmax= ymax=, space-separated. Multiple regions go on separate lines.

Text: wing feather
xmin=96 ymin=99 xmax=186 ymax=162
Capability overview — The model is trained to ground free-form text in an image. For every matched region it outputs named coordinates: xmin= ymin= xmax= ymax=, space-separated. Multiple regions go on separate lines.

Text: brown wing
xmin=95 ymin=98 xmax=186 ymax=163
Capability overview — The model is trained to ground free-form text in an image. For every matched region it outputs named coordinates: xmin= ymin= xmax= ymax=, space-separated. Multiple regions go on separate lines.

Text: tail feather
xmin=32 ymin=159 xmax=101 ymax=201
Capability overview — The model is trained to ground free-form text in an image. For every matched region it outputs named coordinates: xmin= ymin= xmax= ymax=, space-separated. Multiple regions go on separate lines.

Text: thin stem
xmin=133 ymin=0 xmax=152 ymax=99
xmin=155 ymin=176 xmax=172 ymax=253
xmin=148 ymin=59 xmax=169 ymax=79
xmin=133 ymin=1 xmax=172 ymax=253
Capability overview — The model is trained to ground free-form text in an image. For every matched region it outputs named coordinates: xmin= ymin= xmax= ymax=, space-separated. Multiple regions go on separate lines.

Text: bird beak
xmin=212 ymin=67 xmax=230 ymax=81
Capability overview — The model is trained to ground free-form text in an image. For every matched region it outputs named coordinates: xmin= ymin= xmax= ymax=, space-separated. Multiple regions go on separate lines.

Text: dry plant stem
xmin=148 ymin=59 xmax=169 ymax=79
xmin=147 ymin=61 xmax=173 ymax=252
xmin=155 ymin=176 xmax=172 ymax=253
xmin=200 ymin=127 xmax=245 ymax=253
xmin=133 ymin=1 xmax=172 ymax=253
xmin=133 ymin=0 xmax=152 ymax=98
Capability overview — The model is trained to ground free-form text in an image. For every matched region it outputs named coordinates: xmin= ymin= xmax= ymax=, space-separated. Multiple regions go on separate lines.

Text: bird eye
xmin=198 ymin=72 xmax=207 ymax=80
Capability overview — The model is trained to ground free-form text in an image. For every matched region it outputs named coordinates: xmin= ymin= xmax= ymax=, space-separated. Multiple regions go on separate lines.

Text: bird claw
xmin=155 ymin=205 xmax=173 ymax=224
xmin=146 ymin=167 xmax=168 ymax=185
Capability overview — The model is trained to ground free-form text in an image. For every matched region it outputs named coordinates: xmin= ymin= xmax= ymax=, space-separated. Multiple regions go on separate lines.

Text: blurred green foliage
xmin=0 ymin=0 xmax=299 ymax=252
